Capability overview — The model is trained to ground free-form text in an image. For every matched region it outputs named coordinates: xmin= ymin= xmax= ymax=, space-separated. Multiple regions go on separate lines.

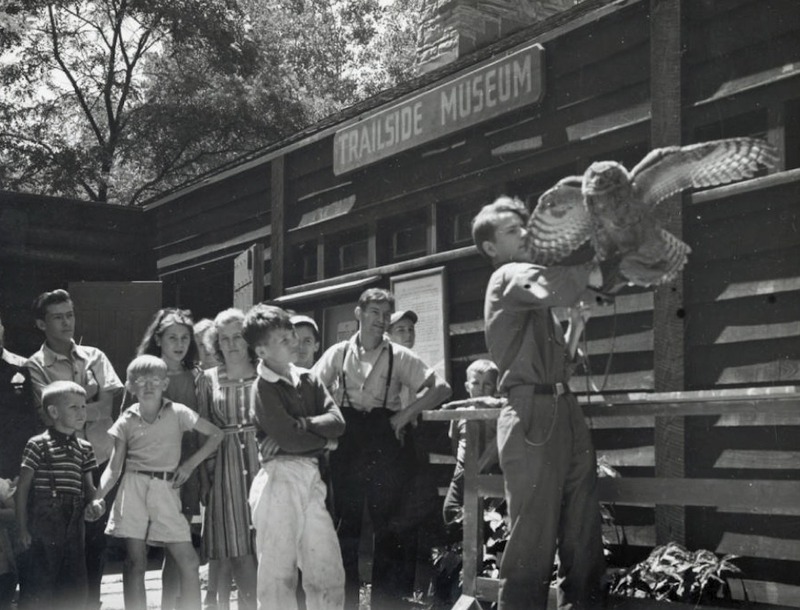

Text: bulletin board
xmin=390 ymin=266 xmax=450 ymax=381
xmin=322 ymin=302 xmax=358 ymax=350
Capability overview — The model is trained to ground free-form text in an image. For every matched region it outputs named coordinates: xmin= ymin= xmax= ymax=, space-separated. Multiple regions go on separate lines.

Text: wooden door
xmin=68 ymin=281 xmax=162 ymax=381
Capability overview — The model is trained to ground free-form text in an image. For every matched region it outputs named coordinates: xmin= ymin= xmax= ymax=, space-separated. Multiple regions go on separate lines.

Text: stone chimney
xmin=416 ymin=0 xmax=580 ymax=75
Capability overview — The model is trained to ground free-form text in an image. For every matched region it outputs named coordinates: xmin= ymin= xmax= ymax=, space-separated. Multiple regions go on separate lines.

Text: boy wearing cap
xmin=291 ymin=315 xmax=321 ymax=370
xmin=387 ymin=310 xmax=417 ymax=350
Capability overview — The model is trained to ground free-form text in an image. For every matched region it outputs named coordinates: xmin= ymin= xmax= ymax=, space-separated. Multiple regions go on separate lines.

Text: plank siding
xmin=0 ymin=191 xmax=153 ymax=357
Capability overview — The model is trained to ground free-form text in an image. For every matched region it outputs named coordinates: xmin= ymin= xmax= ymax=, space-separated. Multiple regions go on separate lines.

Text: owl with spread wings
xmin=526 ymin=137 xmax=777 ymax=292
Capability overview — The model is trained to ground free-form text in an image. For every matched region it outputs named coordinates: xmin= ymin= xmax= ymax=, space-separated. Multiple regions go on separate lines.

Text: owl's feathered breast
xmin=582 ymin=162 xmax=651 ymax=253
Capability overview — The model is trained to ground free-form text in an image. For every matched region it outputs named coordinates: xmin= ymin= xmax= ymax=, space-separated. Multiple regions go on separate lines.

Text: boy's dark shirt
xmin=21 ymin=429 xmax=96 ymax=499
xmin=484 ymin=262 xmax=593 ymax=391
xmin=252 ymin=362 xmax=345 ymax=462
xmin=0 ymin=348 xmax=41 ymax=479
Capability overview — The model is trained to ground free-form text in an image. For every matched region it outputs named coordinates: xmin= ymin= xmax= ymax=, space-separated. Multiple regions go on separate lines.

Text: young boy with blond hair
xmin=90 ymin=355 xmax=223 ymax=610
xmin=442 ymin=359 xmax=502 ymax=527
xmin=243 ymin=304 xmax=346 ymax=610
xmin=16 ymin=380 xmax=99 ymax=610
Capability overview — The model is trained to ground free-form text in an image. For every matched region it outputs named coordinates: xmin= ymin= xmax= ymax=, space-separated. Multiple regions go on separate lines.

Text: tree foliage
xmin=0 ymin=0 xmax=419 ymax=204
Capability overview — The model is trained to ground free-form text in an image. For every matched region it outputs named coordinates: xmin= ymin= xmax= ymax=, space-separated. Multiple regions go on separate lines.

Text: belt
xmin=341 ymin=406 xmax=391 ymax=416
xmin=131 ymin=470 xmax=175 ymax=481
xmin=532 ymin=382 xmax=570 ymax=396
xmin=222 ymin=424 xmax=257 ymax=435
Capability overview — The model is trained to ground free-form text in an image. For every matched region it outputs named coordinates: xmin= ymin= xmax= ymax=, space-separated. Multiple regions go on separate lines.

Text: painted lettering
xmin=513 ymin=54 xmax=532 ymax=95
xmin=485 ymin=70 xmax=496 ymax=108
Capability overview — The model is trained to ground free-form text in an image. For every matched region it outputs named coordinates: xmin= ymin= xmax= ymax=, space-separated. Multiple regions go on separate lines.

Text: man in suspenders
xmin=313 ymin=288 xmax=451 ymax=610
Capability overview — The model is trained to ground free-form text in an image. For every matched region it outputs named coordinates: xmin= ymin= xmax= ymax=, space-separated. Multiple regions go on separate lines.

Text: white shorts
xmin=105 ymin=471 xmax=191 ymax=544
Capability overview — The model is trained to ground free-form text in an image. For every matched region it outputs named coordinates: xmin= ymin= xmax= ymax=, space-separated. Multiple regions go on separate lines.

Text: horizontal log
xmin=738 ymin=579 xmax=800 ymax=608
xmin=603 ymin=524 xmax=655 ymax=548
xmin=473 ymin=577 xmax=798 ymax=609
xmin=598 ymin=446 xmax=655 ymax=467
xmin=597 ymin=478 xmax=800 ymax=515
xmin=718 ymin=531 xmax=800 ymax=562
xmin=689 ymin=167 xmax=800 ymax=208
xmin=713 ymin=449 xmax=800 ymax=470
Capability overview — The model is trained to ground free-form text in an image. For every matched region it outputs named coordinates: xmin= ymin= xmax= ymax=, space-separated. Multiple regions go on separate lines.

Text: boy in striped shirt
xmin=16 ymin=380 xmax=102 ymax=610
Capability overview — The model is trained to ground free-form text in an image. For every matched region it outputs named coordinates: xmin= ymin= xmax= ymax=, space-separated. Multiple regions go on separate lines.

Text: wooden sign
xmin=390 ymin=267 xmax=450 ymax=381
xmin=333 ymin=43 xmax=545 ymax=175
xmin=233 ymin=244 xmax=264 ymax=311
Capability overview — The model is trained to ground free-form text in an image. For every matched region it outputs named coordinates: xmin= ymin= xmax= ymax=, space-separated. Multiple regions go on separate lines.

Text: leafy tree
xmin=0 ymin=0 xmax=419 ymax=205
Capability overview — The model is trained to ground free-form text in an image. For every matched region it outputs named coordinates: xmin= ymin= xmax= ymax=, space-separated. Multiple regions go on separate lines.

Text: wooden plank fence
xmin=424 ymin=387 xmax=800 ymax=609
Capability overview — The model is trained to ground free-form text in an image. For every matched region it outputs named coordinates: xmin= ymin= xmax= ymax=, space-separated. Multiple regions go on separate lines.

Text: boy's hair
xmin=242 ymin=304 xmax=293 ymax=347
xmin=32 ymin=289 xmax=72 ymax=321
xmin=42 ymin=380 xmax=86 ymax=409
xmin=466 ymin=358 xmax=499 ymax=379
xmin=208 ymin=308 xmax=257 ymax=363
xmin=471 ymin=196 xmax=529 ymax=259
xmin=137 ymin=308 xmax=199 ymax=369
xmin=357 ymin=288 xmax=394 ymax=311
xmin=126 ymin=354 xmax=168 ymax=384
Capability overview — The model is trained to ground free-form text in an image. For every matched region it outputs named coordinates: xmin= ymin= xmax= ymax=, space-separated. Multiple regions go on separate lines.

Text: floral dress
xmin=200 ymin=365 xmax=259 ymax=559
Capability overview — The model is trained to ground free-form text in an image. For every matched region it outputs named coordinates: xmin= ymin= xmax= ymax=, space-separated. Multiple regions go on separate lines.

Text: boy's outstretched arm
xmin=174 ymin=417 xmax=223 ymax=489
xmin=94 ymin=436 xmax=127 ymax=503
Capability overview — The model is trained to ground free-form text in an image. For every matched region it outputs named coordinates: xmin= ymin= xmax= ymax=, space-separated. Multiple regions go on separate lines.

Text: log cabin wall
xmin=139 ymin=0 xmax=799 ymax=603
xmin=0 ymin=190 xmax=153 ymax=358
xmin=146 ymin=164 xmax=271 ymax=319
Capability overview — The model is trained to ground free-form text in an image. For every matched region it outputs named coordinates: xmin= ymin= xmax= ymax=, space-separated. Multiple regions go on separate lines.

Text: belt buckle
xmin=554 ymin=382 xmax=566 ymax=396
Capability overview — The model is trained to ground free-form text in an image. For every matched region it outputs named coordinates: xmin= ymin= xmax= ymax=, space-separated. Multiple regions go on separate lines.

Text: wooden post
xmin=461 ymin=419 xmax=482 ymax=598
xmin=271 ymin=156 xmax=286 ymax=298
xmin=650 ymin=0 xmax=687 ymax=546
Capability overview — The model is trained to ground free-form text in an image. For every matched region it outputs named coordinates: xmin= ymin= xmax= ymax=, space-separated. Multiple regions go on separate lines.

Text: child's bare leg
xmin=230 ymin=554 xmax=257 ymax=610
xmin=124 ymin=538 xmax=149 ymax=610
xmin=161 ymin=551 xmax=181 ymax=609
xmin=215 ymin=559 xmax=233 ymax=610
xmin=166 ymin=541 xmax=201 ymax=610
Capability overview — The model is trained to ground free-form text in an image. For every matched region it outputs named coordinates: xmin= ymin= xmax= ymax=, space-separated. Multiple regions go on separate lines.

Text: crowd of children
xmin=1 ymin=194 xmax=609 ymax=610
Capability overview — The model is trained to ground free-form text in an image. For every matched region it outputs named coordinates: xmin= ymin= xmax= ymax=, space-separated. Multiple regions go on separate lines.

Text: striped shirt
xmin=20 ymin=429 xmax=96 ymax=498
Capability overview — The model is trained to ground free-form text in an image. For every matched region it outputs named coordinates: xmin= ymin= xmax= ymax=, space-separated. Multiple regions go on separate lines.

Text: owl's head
xmin=582 ymin=161 xmax=630 ymax=196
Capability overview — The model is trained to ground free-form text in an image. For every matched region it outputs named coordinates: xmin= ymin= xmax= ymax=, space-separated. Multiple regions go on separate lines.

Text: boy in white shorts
xmin=89 ymin=355 xmax=223 ymax=610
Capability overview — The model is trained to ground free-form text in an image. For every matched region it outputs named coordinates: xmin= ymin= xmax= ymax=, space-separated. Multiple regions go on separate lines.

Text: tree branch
xmin=46 ymin=5 xmax=106 ymax=148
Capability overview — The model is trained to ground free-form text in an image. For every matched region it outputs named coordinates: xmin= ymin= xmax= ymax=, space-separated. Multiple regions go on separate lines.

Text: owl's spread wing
xmin=630 ymin=137 xmax=777 ymax=208
xmin=526 ymin=177 xmax=592 ymax=264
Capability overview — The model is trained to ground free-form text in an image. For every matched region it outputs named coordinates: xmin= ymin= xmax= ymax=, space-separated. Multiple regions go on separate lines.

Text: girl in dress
xmin=199 ymin=309 xmax=258 ymax=610
xmin=137 ymin=308 xmax=207 ymax=610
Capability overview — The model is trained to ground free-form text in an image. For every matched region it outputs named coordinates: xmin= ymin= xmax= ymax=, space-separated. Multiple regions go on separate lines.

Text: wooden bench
xmin=424 ymin=387 xmax=800 ymax=609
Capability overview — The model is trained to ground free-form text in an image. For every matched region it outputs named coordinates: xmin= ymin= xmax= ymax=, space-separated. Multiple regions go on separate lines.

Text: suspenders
xmin=339 ymin=342 xmax=394 ymax=410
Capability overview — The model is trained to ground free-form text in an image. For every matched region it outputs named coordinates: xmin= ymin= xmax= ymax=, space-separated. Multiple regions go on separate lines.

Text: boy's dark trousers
xmin=329 ymin=407 xmax=411 ymax=610
xmin=20 ymin=492 xmax=88 ymax=610
xmin=496 ymin=387 xmax=605 ymax=610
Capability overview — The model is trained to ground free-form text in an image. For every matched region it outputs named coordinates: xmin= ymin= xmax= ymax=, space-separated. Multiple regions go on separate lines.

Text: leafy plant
xmin=610 ymin=542 xmax=744 ymax=604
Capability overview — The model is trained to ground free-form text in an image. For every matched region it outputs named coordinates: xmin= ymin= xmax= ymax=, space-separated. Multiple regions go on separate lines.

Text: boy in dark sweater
xmin=242 ymin=304 xmax=346 ymax=610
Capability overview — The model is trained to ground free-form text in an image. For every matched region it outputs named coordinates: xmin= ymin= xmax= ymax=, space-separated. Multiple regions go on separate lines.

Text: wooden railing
xmin=424 ymin=387 xmax=800 ymax=609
